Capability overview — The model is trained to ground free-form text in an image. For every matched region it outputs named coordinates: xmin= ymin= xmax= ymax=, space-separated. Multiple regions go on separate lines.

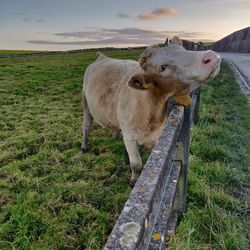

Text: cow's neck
xmin=146 ymin=81 xmax=189 ymax=128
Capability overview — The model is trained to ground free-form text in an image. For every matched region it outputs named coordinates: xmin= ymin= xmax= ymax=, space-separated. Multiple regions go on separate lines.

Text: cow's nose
xmin=202 ymin=51 xmax=221 ymax=70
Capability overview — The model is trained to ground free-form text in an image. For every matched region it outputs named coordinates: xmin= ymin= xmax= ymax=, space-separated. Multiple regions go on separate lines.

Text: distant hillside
xmin=212 ymin=26 xmax=250 ymax=52
xmin=0 ymin=50 xmax=47 ymax=56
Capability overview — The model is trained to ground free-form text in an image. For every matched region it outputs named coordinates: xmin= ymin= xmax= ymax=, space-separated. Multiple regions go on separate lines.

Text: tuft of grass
xmin=169 ymin=64 xmax=250 ymax=250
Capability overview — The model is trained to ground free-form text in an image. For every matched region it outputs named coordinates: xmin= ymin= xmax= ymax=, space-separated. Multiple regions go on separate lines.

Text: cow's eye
xmin=160 ymin=64 xmax=169 ymax=72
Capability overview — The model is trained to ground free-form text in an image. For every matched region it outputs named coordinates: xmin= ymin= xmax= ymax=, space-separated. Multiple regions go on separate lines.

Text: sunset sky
xmin=1 ymin=0 xmax=250 ymax=50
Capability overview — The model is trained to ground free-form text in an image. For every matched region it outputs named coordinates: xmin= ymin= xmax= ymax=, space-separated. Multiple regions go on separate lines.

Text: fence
xmin=104 ymin=89 xmax=201 ymax=250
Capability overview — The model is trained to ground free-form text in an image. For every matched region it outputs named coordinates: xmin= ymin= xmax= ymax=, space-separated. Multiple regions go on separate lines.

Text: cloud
xmin=27 ymin=28 xmax=214 ymax=47
xmin=12 ymin=8 xmax=26 ymax=15
xmin=27 ymin=38 xmax=152 ymax=45
xmin=21 ymin=18 xmax=45 ymax=23
xmin=14 ymin=11 xmax=23 ymax=15
xmin=54 ymin=28 xmax=167 ymax=40
xmin=138 ymin=7 xmax=178 ymax=20
xmin=22 ymin=18 xmax=31 ymax=22
xmin=117 ymin=12 xmax=130 ymax=18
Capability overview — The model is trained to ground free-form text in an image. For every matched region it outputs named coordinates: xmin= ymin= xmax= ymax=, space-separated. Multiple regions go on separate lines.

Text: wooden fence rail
xmin=104 ymin=90 xmax=201 ymax=250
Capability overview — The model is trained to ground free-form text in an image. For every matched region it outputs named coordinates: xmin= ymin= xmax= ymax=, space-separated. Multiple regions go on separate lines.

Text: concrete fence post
xmin=174 ymin=105 xmax=192 ymax=212
xmin=193 ymin=88 xmax=201 ymax=124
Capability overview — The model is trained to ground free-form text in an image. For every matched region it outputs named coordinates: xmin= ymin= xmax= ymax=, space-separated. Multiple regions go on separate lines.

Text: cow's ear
xmin=139 ymin=45 xmax=157 ymax=71
xmin=128 ymin=73 xmax=155 ymax=90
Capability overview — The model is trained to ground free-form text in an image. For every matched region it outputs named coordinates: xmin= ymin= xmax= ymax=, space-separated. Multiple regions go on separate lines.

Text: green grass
xmin=0 ymin=50 xmax=249 ymax=249
xmin=0 ymin=50 xmax=48 ymax=56
xmin=170 ymin=64 xmax=250 ymax=249
xmin=0 ymin=49 xmax=144 ymax=250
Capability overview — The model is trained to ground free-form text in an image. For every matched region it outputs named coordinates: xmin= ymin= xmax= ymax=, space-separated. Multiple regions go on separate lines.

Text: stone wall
xmin=212 ymin=26 xmax=250 ymax=52
xmin=165 ymin=38 xmax=209 ymax=51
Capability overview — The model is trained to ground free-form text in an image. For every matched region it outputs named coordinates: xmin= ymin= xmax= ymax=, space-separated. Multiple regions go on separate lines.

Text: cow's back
xmin=84 ymin=54 xmax=138 ymax=130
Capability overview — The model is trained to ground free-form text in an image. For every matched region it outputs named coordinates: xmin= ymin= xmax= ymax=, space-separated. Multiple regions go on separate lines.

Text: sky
xmin=1 ymin=0 xmax=250 ymax=51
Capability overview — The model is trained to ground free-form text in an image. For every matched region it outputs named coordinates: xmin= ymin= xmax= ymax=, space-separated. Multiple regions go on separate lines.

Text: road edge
xmin=222 ymin=59 xmax=250 ymax=105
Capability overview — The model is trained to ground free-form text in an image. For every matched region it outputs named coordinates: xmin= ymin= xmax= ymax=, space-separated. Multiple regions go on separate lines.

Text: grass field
xmin=170 ymin=65 xmax=250 ymax=249
xmin=0 ymin=50 xmax=249 ymax=249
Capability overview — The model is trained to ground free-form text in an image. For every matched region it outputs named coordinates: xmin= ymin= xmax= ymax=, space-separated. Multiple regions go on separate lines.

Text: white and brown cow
xmin=81 ymin=37 xmax=221 ymax=185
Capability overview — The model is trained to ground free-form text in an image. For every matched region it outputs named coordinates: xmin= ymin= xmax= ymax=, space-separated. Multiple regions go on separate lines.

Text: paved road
xmin=219 ymin=52 xmax=250 ymax=103
xmin=219 ymin=52 xmax=250 ymax=88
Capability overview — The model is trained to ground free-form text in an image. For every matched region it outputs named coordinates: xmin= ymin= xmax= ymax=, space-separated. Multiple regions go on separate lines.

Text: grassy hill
xmin=0 ymin=50 xmax=249 ymax=249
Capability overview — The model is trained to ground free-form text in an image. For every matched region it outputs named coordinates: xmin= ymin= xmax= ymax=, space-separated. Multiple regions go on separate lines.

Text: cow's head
xmin=129 ymin=36 xmax=221 ymax=93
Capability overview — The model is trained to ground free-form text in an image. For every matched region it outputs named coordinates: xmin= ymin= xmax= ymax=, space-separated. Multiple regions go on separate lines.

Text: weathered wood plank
xmin=147 ymin=164 xmax=181 ymax=250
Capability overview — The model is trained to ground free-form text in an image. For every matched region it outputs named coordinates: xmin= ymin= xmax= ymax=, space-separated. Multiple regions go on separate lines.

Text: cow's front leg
xmin=123 ymin=137 xmax=142 ymax=186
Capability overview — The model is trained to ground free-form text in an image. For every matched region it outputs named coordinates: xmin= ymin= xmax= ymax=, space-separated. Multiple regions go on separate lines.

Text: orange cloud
xmin=138 ymin=7 xmax=178 ymax=20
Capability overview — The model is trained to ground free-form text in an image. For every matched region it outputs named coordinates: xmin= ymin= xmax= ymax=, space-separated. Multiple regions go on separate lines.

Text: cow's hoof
xmin=129 ymin=179 xmax=137 ymax=188
xmin=80 ymin=146 xmax=88 ymax=153
xmin=114 ymin=131 xmax=122 ymax=140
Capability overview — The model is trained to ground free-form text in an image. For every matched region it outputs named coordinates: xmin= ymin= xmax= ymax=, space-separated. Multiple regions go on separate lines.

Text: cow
xmin=81 ymin=37 xmax=221 ymax=185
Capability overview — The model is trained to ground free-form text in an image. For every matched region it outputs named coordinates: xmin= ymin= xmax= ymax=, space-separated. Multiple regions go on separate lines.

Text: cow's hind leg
xmin=81 ymin=94 xmax=93 ymax=152
xmin=114 ymin=130 xmax=122 ymax=140
xmin=123 ymin=136 xmax=142 ymax=186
